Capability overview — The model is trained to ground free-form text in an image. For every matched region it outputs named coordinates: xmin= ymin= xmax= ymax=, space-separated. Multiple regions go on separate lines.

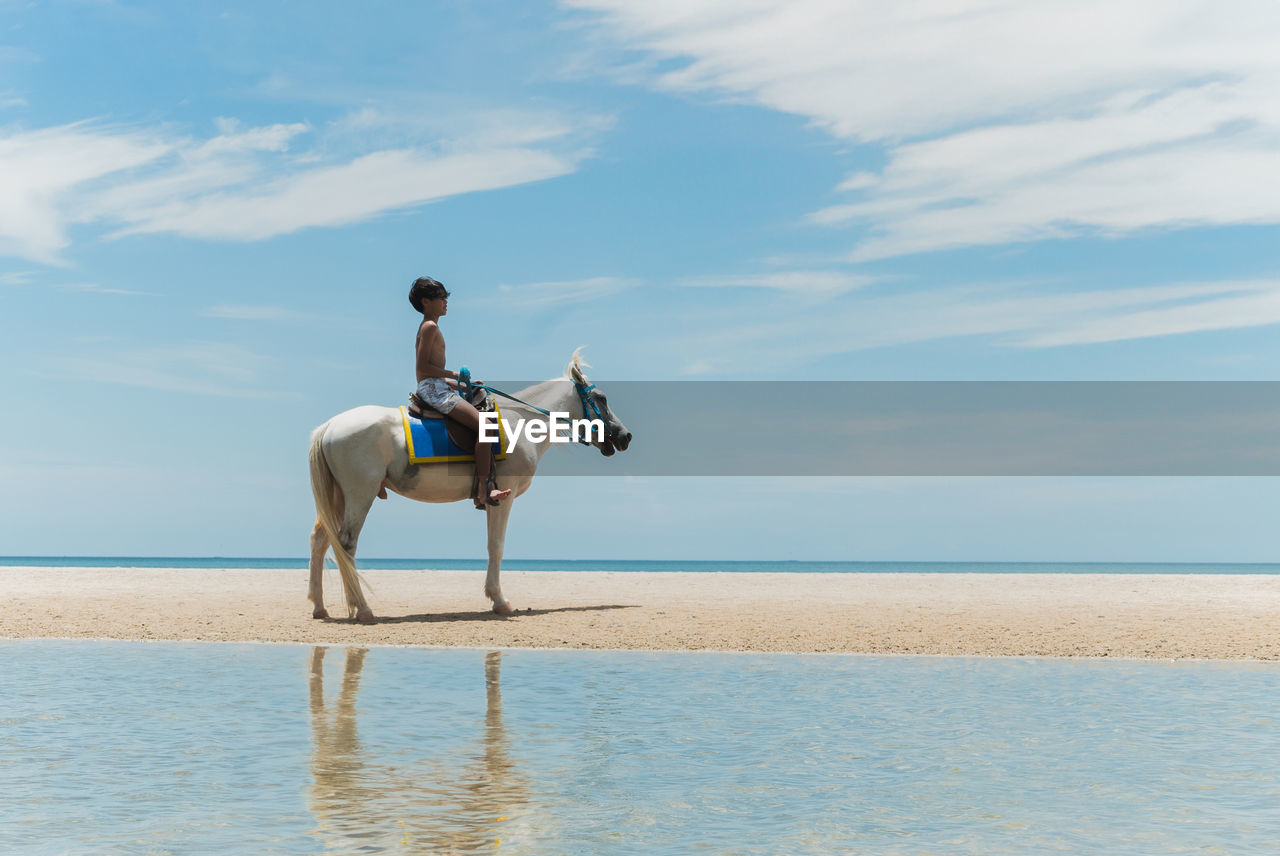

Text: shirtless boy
xmin=409 ymin=276 xmax=512 ymax=510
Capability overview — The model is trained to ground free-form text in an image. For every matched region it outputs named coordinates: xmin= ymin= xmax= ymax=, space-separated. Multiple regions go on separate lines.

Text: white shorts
xmin=415 ymin=377 xmax=463 ymax=414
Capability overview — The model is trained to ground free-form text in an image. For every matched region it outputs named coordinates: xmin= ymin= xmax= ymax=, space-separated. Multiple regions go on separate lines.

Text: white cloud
xmin=680 ymin=270 xmax=872 ymax=296
xmin=497 ymin=276 xmax=639 ymax=306
xmin=200 ymin=118 xmax=309 ymax=155
xmin=0 ymin=123 xmax=172 ymax=263
xmin=57 ymin=282 xmax=152 ymax=296
xmin=1018 ymin=283 xmax=1280 ymax=347
xmin=327 ymin=103 xmax=614 ymax=151
xmin=818 ymin=83 xmax=1280 ymax=259
xmin=662 ymin=278 xmax=1280 ymax=374
xmin=0 ymin=270 xmax=34 ymax=286
xmin=0 ymin=46 xmax=39 ymax=65
xmin=107 ymin=147 xmax=575 ymax=242
xmin=201 ymin=304 xmax=306 ymax=321
xmin=569 ymin=0 xmax=1280 ymax=257
xmin=50 ymin=342 xmax=281 ymax=399
xmin=0 ymin=108 xmax=591 ymax=263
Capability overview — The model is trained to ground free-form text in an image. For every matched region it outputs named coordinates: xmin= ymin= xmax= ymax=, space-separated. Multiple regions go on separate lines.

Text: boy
xmin=409 ymin=276 xmax=512 ymax=510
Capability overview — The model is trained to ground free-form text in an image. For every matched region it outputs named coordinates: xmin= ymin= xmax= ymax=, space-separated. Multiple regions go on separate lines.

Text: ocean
xmin=3 ymin=556 xmax=1279 ymax=573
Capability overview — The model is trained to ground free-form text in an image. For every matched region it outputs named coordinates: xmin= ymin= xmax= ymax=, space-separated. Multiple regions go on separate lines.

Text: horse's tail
xmin=308 ymin=421 xmax=369 ymax=619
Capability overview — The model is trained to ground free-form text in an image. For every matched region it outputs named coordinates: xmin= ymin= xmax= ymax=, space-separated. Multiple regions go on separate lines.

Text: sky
xmin=2 ymin=0 xmax=1279 ymax=561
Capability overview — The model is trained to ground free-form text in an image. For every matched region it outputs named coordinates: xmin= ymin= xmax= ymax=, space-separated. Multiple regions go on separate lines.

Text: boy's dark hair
xmin=409 ymin=277 xmax=450 ymax=312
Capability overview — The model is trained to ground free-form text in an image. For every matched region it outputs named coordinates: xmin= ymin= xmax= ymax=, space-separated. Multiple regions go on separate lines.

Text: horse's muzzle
xmin=601 ymin=428 xmax=631 ymax=456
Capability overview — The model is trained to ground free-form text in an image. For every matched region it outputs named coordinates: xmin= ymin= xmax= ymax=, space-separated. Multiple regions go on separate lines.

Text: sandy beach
xmin=3 ymin=566 xmax=1279 ymax=659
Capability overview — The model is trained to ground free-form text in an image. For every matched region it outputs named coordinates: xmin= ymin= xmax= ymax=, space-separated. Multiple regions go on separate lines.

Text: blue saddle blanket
xmin=399 ymin=405 xmax=508 ymax=464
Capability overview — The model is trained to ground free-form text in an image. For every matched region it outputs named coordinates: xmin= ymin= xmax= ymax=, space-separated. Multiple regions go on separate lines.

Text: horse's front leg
xmin=308 ymin=520 xmax=329 ymax=619
xmin=484 ymin=500 xmax=516 ymax=616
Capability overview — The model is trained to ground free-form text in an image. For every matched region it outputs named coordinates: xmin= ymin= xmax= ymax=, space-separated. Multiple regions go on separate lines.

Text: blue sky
xmin=2 ymin=0 xmax=1278 ymax=561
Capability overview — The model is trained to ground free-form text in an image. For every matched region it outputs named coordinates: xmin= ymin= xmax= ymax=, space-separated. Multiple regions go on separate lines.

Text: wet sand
xmin=2 ymin=566 xmax=1279 ymax=659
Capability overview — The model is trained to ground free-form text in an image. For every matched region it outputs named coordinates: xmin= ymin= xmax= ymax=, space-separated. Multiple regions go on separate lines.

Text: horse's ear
xmin=567 ymin=346 xmax=590 ymax=384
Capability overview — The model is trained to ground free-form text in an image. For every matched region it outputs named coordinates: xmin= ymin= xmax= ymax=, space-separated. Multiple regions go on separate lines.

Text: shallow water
xmin=1 ymin=642 xmax=1278 ymax=855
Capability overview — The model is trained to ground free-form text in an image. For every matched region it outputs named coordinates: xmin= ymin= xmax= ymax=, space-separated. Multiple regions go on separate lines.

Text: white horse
xmin=307 ymin=351 xmax=631 ymax=623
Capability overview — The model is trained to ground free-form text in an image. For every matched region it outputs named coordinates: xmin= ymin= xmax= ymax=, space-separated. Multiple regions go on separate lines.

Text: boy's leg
xmin=445 ymin=401 xmax=512 ymax=508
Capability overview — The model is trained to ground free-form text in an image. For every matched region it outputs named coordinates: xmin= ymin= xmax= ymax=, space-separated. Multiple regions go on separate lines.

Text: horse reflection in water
xmin=308 ymin=648 xmax=532 ymax=852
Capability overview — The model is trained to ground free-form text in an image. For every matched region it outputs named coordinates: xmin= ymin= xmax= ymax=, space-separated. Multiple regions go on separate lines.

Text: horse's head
xmin=569 ymin=350 xmax=632 ymax=457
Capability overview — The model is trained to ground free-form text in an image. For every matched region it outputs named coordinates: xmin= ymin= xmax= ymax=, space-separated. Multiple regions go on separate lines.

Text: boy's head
xmin=409 ymin=276 xmax=450 ymax=313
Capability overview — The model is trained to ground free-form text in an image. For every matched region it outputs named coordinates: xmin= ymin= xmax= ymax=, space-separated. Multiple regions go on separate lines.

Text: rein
xmin=458 ymin=366 xmax=602 ymax=446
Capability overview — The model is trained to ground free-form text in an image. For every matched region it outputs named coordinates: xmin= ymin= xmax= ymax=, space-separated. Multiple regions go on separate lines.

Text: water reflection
xmin=308 ymin=647 xmax=529 ymax=853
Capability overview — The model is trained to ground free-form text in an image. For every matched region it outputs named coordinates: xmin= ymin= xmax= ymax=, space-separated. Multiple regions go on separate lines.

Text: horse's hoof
xmin=356 ymin=608 xmax=376 ymax=625
xmin=492 ymin=601 xmax=515 ymax=617
xmin=312 ymin=607 xmax=330 ymax=619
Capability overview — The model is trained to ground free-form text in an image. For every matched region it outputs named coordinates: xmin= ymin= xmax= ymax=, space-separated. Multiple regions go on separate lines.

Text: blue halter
xmin=576 ymin=382 xmax=603 ymax=422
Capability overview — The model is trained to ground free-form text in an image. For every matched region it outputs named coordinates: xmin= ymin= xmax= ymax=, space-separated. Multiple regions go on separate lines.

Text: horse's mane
xmin=566 ymin=347 xmax=590 ymax=384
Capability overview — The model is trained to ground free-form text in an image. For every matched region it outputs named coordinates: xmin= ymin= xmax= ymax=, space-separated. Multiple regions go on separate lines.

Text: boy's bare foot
xmin=474 ymin=487 xmax=513 ymax=509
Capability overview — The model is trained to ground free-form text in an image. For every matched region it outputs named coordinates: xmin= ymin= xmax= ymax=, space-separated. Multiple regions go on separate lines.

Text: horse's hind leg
xmin=337 ymin=488 xmax=379 ymax=623
xmin=309 ymin=520 xmax=330 ymax=619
